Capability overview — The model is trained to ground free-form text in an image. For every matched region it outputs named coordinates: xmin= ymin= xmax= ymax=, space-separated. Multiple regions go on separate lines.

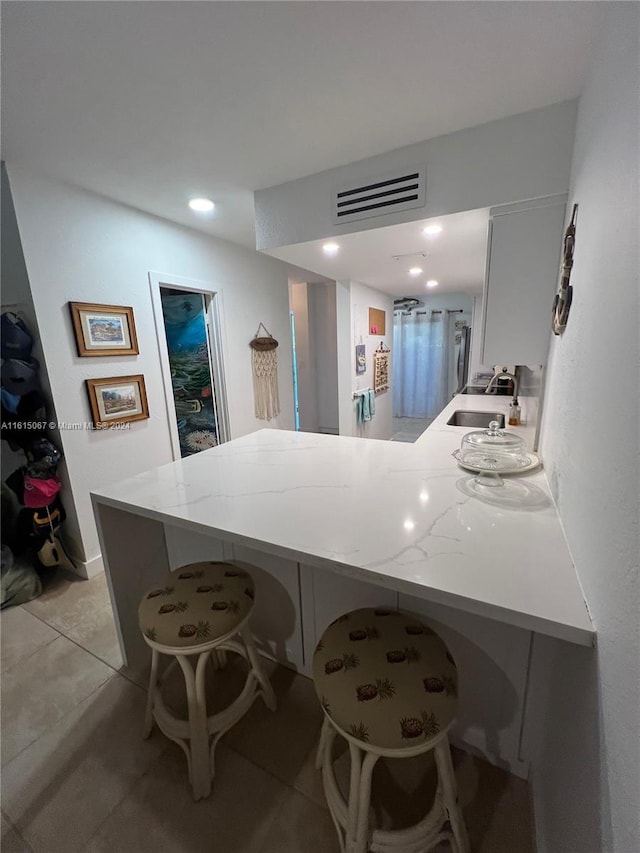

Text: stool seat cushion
xmin=138 ymin=562 xmax=255 ymax=648
xmin=313 ymin=608 xmax=458 ymax=751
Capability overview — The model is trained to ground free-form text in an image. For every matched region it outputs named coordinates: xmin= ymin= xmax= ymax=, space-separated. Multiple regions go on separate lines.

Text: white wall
xmin=347 ymin=281 xmax=393 ymax=440
xmin=335 ymin=280 xmax=352 ymax=437
xmin=531 ymin=6 xmax=640 ymax=852
xmin=255 ymin=100 xmax=577 ymax=251
xmin=289 ymin=281 xmax=339 ymax=435
xmin=289 ymin=281 xmax=318 ymax=433
xmin=6 ymin=164 xmax=294 ymax=573
xmin=308 ymin=282 xmax=339 ymax=434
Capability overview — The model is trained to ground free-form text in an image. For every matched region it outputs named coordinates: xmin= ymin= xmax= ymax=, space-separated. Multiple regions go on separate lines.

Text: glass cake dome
xmin=457 ymin=420 xmax=530 ymax=472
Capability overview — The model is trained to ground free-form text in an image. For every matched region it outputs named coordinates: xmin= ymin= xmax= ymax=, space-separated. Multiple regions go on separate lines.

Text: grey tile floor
xmin=391 ymin=417 xmax=433 ymax=443
xmin=1 ymin=569 xmax=535 ymax=852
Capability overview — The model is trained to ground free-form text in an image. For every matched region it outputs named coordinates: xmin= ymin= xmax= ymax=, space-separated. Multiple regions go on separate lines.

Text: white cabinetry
xmin=300 ymin=566 xmax=398 ymax=674
xmin=481 ymin=194 xmax=567 ymax=366
xmin=399 ymin=593 xmax=532 ymax=777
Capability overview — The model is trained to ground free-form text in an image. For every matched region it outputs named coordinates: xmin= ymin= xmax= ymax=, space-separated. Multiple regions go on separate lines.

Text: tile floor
xmin=1 ymin=569 xmax=535 ymax=852
xmin=391 ymin=417 xmax=433 ymax=443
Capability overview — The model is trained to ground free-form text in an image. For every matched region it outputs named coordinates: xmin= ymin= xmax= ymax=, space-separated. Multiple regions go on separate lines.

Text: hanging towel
xmin=368 ymin=389 xmax=376 ymax=418
xmin=355 ymin=394 xmax=364 ymax=424
xmin=362 ymin=391 xmax=371 ymax=422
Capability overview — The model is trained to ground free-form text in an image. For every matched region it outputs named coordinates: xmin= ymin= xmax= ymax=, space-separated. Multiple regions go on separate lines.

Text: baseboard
xmin=68 ymin=552 xmax=104 ymax=579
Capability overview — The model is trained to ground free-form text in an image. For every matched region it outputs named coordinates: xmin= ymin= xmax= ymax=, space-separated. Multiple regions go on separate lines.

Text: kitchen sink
xmin=447 ymin=411 xmax=505 ymax=428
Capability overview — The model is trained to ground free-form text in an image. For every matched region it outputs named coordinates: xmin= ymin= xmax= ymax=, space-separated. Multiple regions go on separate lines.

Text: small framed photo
xmin=69 ymin=302 xmax=139 ymax=356
xmin=86 ymin=375 xmax=149 ymax=427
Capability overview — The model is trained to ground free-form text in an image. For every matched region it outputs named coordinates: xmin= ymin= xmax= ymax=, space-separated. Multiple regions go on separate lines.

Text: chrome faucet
xmin=485 ymin=369 xmax=518 ymax=397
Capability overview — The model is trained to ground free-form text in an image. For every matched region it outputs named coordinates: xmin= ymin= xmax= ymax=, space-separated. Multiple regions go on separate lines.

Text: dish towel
xmin=355 ymin=391 xmax=376 ymax=424
xmin=368 ymin=389 xmax=376 ymax=418
xmin=362 ymin=391 xmax=371 ymax=422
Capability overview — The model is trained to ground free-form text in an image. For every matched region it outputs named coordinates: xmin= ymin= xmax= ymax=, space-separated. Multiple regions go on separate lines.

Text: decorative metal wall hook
xmin=552 ymin=204 xmax=578 ymax=335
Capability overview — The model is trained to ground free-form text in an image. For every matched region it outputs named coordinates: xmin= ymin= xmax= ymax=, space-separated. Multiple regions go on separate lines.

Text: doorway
xmin=392 ymin=300 xmax=472 ymax=441
xmin=149 ymin=273 xmax=229 ymax=459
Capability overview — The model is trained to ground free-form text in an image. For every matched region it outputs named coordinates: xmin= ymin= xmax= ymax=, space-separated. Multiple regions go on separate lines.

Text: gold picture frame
xmin=86 ymin=375 xmax=149 ymax=428
xmin=69 ymin=302 xmax=139 ymax=356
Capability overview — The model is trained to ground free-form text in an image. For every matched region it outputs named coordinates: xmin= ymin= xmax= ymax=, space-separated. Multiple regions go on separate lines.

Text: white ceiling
xmin=2 ymin=2 xmax=600 ymax=249
xmin=271 ymin=208 xmax=490 ymax=296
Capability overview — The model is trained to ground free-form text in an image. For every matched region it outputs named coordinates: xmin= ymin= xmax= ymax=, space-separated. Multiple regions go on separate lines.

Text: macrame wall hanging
xmin=249 ymin=323 xmax=280 ymax=420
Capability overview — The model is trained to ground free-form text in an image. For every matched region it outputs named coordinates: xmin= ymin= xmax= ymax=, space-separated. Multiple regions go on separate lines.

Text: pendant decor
xmin=249 ymin=323 xmax=280 ymax=421
xmin=552 ymin=203 xmax=578 ymax=335
xmin=373 ymin=341 xmax=391 ymax=393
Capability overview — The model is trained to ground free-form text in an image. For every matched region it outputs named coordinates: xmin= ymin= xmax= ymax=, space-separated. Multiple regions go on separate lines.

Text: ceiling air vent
xmin=332 ymin=166 xmax=426 ymax=225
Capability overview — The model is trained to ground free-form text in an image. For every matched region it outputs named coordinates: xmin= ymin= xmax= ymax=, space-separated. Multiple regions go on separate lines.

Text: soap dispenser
xmin=508 ymin=397 xmax=521 ymax=426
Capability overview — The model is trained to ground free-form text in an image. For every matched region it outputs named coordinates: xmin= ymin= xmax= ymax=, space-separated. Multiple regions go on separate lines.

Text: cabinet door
xmin=482 ymin=197 xmax=566 ymax=366
xmin=399 ymin=593 xmax=532 ymax=778
xmin=230 ymin=544 xmax=305 ymax=672
xmin=300 ymin=566 xmax=398 ymax=677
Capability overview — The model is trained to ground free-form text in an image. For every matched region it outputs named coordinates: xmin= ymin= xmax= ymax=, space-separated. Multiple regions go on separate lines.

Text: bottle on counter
xmin=508 ymin=397 xmax=522 ymax=426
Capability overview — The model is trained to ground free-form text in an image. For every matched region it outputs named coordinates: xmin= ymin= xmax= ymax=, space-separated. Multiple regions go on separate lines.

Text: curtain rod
xmin=395 ymin=308 xmax=465 ymax=315
xmin=393 ymin=308 xmax=464 ymax=313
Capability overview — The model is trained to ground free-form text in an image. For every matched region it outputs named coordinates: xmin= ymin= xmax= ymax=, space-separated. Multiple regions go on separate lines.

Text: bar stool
xmin=313 ymin=607 xmax=470 ymax=853
xmin=138 ymin=560 xmax=277 ymax=800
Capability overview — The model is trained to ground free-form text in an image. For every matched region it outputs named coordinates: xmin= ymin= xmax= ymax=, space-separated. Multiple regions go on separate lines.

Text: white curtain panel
xmin=392 ymin=311 xmax=450 ymax=418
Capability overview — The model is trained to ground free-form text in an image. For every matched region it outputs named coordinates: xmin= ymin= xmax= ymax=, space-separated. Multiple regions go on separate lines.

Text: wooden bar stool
xmin=138 ymin=560 xmax=277 ymax=800
xmin=313 ymin=607 xmax=470 ymax=853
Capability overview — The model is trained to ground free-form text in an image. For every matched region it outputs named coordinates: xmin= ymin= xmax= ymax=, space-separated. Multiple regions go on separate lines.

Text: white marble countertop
xmin=92 ymin=394 xmax=594 ymax=647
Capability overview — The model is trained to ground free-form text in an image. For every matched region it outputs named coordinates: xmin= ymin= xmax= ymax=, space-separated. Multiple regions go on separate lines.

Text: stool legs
xmin=319 ymin=722 xmax=470 ymax=853
xmin=241 ymin=625 xmax=277 ymax=711
xmin=316 ymin=716 xmax=332 ymax=770
xmin=346 ymin=742 xmax=363 ymax=851
xmin=142 ymin=627 xmax=276 ymax=801
xmin=351 ymin=749 xmax=379 ymax=853
xmin=177 ymin=653 xmax=212 ymax=801
xmin=143 ymin=648 xmax=159 ymax=739
xmin=345 ymin=743 xmax=380 ymax=853
xmin=434 ymin=738 xmax=470 ymax=853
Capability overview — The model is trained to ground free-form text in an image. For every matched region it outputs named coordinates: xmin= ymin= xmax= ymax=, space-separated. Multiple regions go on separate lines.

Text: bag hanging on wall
xmin=249 ymin=323 xmax=280 ymax=421
xmin=23 ymin=475 xmax=61 ymax=509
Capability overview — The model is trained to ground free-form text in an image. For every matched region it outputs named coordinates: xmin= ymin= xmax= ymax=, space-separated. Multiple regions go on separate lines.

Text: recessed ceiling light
xmin=423 ymin=224 xmax=442 ymax=236
xmin=189 ymin=198 xmax=215 ymax=212
xmin=323 ymin=242 xmax=340 ymax=256
xmin=426 ymin=280 xmax=439 ymax=288
xmin=409 ymin=267 xmax=423 ymax=276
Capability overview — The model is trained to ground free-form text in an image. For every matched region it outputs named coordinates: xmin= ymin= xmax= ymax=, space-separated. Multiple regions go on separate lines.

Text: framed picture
xmin=369 ymin=307 xmax=386 ymax=336
xmin=69 ymin=302 xmax=139 ymax=356
xmin=86 ymin=375 xmax=149 ymax=427
xmin=355 ymin=344 xmax=366 ymax=374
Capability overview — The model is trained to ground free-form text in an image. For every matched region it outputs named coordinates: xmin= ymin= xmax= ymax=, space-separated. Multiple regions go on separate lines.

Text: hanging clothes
xmin=392 ymin=311 xmax=449 ymax=419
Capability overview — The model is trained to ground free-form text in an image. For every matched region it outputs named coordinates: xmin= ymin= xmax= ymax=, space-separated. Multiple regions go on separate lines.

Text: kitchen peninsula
xmin=92 ymin=393 xmax=594 ymax=774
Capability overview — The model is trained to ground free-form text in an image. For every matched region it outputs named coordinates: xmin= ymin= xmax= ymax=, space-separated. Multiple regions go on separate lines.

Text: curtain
xmin=392 ymin=311 xmax=449 ymax=418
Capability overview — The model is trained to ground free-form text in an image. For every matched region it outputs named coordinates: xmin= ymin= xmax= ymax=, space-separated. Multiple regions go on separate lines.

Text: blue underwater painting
xmin=160 ymin=290 xmax=219 ymax=457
